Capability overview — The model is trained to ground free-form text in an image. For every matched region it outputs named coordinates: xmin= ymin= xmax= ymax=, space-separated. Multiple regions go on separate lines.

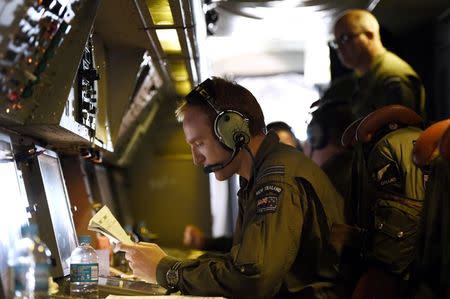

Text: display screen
xmin=94 ymin=164 xmax=118 ymax=217
xmin=38 ymin=151 xmax=77 ymax=276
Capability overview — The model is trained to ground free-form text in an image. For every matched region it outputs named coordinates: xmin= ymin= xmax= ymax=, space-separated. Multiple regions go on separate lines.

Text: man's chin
xmin=214 ymin=171 xmax=230 ymax=181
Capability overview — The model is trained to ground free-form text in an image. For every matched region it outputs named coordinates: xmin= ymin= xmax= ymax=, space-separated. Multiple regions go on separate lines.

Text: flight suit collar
xmin=238 ymin=131 xmax=280 ymax=193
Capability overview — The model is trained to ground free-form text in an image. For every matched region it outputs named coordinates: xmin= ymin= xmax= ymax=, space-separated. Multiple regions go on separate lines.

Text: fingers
xmin=137 ymin=241 xmax=156 ymax=247
xmin=117 ymin=242 xmax=141 ymax=252
xmin=116 ymin=242 xmax=132 ymax=252
xmin=125 ymin=251 xmax=133 ymax=260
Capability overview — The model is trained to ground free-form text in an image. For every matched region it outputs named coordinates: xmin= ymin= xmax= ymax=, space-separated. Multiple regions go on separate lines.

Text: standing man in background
xmin=118 ymin=77 xmax=345 ymax=298
xmin=329 ymin=9 xmax=426 ymax=119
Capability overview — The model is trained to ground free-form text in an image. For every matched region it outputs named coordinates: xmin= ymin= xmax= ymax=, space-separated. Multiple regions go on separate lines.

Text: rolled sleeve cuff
xmin=156 ymin=256 xmax=182 ymax=290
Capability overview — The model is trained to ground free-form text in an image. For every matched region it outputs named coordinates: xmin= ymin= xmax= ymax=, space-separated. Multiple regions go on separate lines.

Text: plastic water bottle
xmin=70 ymin=235 xmax=99 ymax=297
xmin=8 ymin=223 xmax=52 ymax=299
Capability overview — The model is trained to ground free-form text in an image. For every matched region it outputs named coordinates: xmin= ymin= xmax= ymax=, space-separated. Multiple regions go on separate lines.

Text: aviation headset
xmin=185 ymin=78 xmax=251 ymax=151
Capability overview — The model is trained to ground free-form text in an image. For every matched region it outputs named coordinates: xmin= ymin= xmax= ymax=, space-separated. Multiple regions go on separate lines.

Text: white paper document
xmin=88 ymin=205 xmax=133 ymax=245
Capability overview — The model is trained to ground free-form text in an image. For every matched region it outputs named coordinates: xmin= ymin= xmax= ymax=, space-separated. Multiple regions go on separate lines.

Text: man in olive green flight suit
xmin=183 ymin=120 xmax=301 ymax=253
xmin=330 ymin=9 xmax=426 ymax=119
xmin=118 ymin=77 xmax=345 ymax=298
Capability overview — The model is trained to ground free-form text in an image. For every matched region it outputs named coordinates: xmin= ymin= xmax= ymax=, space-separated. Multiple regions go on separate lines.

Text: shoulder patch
xmin=371 ymin=161 xmax=402 ymax=192
xmin=255 ymin=184 xmax=283 ymax=214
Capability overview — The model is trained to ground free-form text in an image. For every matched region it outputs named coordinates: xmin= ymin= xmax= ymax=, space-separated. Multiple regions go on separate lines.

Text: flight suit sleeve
xmin=156 ymin=179 xmax=304 ymax=298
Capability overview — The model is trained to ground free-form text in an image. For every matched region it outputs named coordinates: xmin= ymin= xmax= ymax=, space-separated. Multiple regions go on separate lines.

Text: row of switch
xmin=0 ymin=1 xmax=79 ymax=110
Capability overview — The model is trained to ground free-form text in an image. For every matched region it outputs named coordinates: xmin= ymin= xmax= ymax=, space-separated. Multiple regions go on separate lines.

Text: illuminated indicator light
xmin=7 ymin=91 xmax=19 ymax=102
xmin=146 ymin=0 xmax=174 ymax=25
xmin=6 ymin=108 xmax=10 ymax=114
xmin=156 ymin=29 xmax=181 ymax=54
xmin=27 ymin=57 xmax=33 ymax=64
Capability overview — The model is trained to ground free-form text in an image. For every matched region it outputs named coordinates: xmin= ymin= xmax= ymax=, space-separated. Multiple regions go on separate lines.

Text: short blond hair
xmin=175 ymin=99 xmax=188 ymax=122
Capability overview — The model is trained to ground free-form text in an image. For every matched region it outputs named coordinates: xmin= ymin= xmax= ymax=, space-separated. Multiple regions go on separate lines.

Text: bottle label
xmin=70 ymin=263 xmax=99 ymax=283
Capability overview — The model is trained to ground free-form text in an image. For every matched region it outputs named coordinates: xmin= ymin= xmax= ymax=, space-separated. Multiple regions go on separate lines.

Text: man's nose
xmin=192 ymin=149 xmax=204 ymax=166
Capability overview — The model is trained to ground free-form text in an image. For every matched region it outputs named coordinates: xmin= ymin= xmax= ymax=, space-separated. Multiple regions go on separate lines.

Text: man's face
xmin=182 ymin=105 xmax=237 ymax=181
xmin=333 ymin=20 xmax=367 ymax=70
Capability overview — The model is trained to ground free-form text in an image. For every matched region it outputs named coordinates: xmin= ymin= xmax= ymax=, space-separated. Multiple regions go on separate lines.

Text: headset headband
xmin=185 ymin=78 xmax=251 ymax=151
xmin=186 ymin=78 xmax=220 ymax=114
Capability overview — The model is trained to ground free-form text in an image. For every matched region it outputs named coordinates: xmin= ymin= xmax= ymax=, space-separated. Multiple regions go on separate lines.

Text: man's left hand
xmin=117 ymin=242 xmax=167 ymax=283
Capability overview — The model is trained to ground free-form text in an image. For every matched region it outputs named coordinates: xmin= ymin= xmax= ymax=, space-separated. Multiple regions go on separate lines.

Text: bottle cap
xmin=79 ymin=235 xmax=91 ymax=244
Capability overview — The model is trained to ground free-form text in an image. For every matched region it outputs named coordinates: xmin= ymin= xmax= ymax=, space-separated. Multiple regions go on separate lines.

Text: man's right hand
xmin=183 ymin=225 xmax=205 ymax=249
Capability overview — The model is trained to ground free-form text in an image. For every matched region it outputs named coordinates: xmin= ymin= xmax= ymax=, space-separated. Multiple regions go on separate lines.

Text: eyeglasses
xmin=328 ymin=32 xmax=365 ymax=50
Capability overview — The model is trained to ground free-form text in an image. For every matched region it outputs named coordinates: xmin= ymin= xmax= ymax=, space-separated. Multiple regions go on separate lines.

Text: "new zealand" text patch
xmin=255 ymin=184 xmax=283 ymax=214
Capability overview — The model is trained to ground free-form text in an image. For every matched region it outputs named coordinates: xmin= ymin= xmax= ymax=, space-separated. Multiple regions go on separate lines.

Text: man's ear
xmin=365 ymin=31 xmax=375 ymax=40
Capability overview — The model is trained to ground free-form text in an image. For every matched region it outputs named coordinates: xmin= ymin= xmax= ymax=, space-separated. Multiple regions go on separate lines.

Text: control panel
xmin=0 ymin=0 xmax=80 ymax=112
xmin=76 ymin=36 xmax=99 ymax=136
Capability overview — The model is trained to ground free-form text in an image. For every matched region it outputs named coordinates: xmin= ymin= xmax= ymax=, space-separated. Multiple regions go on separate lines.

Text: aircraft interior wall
xmin=125 ymin=97 xmax=212 ymax=247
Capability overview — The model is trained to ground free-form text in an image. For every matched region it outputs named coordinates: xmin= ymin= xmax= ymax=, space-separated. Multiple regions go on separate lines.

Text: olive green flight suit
xmin=156 ymin=131 xmax=345 ymax=298
xmin=352 ymin=51 xmax=426 ymax=120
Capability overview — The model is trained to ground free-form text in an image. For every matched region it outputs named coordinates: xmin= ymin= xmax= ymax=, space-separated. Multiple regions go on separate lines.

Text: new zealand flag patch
xmin=255 ymin=184 xmax=283 ymax=214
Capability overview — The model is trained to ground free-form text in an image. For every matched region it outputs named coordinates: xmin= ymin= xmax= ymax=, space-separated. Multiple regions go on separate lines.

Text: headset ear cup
xmin=215 ymin=111 xmax=250 ymax=150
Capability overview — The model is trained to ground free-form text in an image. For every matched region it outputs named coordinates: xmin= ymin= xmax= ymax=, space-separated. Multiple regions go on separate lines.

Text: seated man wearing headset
xmin=118 ymin=77 xmax=345 ymax=298
xmin=183 ymin=120 xmax=302 ymax=253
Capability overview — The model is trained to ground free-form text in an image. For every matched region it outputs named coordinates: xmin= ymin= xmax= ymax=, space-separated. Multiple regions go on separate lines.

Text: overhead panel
xmin=146 ymin=0 xmax=174 ymax=25
xmin=156 ymin=29 xmax=182 ymax=54
xmin=135 ymin=0 xmax=201 ymax=96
